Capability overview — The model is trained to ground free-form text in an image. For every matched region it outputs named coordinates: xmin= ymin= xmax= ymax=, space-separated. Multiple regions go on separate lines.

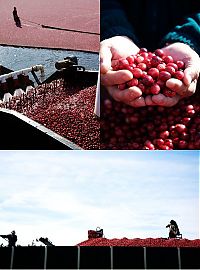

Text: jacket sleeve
xmin=160 ymin=13 xmax=200 ymax=55
xmin=100 ymin=0 xmax=139 ymax=44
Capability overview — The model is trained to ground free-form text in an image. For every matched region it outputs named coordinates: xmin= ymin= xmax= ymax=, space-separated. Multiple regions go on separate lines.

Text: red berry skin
xmin=157 ymin=63 xmax=166 ymax=71
xmin=126 ymin=55 xmax=135 ymax=65
xmin=157 ymin=79 xmax=165 ymax=88
xmin=187 ymin=109 xmax=195 ymax=117
xmin=150 ymin=84 xmax=160 ymax=95
xmin=154 ymin=49 xmax=165 ymax=58
xmin=167 ymin=63 xmax=178 ymax=71
xmin=165 ymin=66 xmax=176 ymax=75
xmin=140 ymin=52 xmax=148 ymax=59
xmin=141 ymin=74 xmax=154 ymax=86
xmin=137 ymin=63 xmax=147 ymax=71
xmin=163 ymin=88 xmax=176 ymax=97
xmin=160 ymin=130 xmax=170 ymax=139
xmin=127 ymin=78 xmax=139 ymax=87
xmin=126 ymin=66 xmax=134 ymax=73
xmin=181 ymin=117 xmax=191 ymax=125
xmin=175 ymin=124 xmax=187 ymax=133
xmin=138 ymin=83 xmax=145 ymax=92
xmin=151 ymin=56 xmax=162 ymax=67
xmin=186 ymin=105 xmax=194 ymax=111
xmin=163 ymin=55 xmax=174 ymax=64
xmin=178 ymin=140 xmax=188 ymax=149
xmin=176 ymin=60 xmax=185 ymax=69
xmin=135 ymin=56 xmax=144 ymax=64
xmin=132 ymin=68 xmax=143 ymax=78
xmin=139 ymin=48 xmax=148 ymax=53
xmin=118 ymin=83 xmax=127 ymax=90
xmin=148 ymin=68 xmax=159 ymax=79
xmin=118 ymin=59 xmax=129 ymax=69
xmin=174 ymin=71 xmax=184 ymax=80
xmin=159 ymin=71 xmax=171 ymax=81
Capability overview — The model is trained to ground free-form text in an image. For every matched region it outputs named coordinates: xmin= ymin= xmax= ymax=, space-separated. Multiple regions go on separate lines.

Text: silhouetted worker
xmin=0 ymin=230 xmax=17 ymax=247
xmin=12 ymin=7 xmax=21 ymax=27
xmin=166 ymin=220 xmax=180 ymax=238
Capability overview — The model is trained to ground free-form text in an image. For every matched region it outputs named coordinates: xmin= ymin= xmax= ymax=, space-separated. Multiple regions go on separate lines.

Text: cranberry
xmin=118 ymin=83 xmax=126 ymax=90
xmin=176 ymin=60 xmax=185 ymax=69
xmin=137 ymin=63 xmax=147 ymax=71
xmin=150 ymin=84 xmax=160 ymax=95
xmin=154 ymin=49 xmax=165 ymax=58
xmin=165 ymin=66 xmax=176 ymax=75
xmin=157 ymin=63 xmax=166 ymax=71
xmin=151 ymin=56 xmax=162 ymax=67
xmin=132 ymin=68 xmax=143 ymax=78
xmin=159 ymin=71 xmax=171 ymax=81
xmin=147 ymin=68 xmax=159 ymax=79
xmin=141 ymin=74 xmax=154 ymax=86
xmin=163 ymin=88 xmax=176 ymax=97
xmin=126 ymin=55 xmax=135 ymax=65
xmin=127 ymin=78 xmax=139 ymax=87
xmin=163 ymin=55 xmax=174 ymax=64
xmin=175 ymin=124 xmax=187 ymax=133
xmin=174 ymin=71 xmax=184 ymax=80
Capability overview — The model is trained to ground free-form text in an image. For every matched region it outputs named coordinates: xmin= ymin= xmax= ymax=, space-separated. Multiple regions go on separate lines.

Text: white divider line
xmin=77 ymin=246 xmax=80 ymax=270
xmin=110 ymin=246 xmax=113 ymax=270
xmin=143 ymin=247 xmax=147 ymax=270
xmin=44 ymin=246 xmax=47 ymax=270
xmin=177 ymin=247 xmax=181 ymax=269
xmin=10 ymin=246 xmax=14 ymax=270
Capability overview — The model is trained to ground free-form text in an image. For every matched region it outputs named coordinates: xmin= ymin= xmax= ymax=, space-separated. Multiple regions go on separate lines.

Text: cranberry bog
xmin=101 ymin=84 xmax=200 ymax=150
xmin=0 ymin=69 xmax=99 ymax=149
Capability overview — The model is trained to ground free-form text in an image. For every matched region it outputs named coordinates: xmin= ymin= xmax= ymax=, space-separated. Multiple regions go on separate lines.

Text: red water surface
xmin=0 ymin=0 xmax=99 ymax=52
xmin=77 ymin=238 xmax=200 ymax=247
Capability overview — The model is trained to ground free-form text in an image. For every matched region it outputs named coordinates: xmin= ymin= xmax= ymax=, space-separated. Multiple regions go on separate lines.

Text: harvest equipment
xmin=0 ymin=57 xmax=99 ymax=149
xmin=88 ymin=227 xmax=104 ymax=239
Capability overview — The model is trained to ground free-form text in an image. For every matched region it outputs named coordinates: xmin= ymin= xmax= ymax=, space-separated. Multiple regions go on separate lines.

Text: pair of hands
xmin=100 ymin=36 xmax=200 ymax=107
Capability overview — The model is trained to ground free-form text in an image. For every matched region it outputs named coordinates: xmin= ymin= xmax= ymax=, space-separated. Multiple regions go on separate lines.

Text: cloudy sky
xmin=0 ymin=150 xmax=199 ymax=246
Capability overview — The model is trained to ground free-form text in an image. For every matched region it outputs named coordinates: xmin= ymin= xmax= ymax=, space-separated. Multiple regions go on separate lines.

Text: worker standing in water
xmin=13 ymin=7 xmax=21 ymax=27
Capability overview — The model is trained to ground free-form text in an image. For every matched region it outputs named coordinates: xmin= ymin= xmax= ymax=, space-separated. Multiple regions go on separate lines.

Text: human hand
xmin=151 ymin=42 xmax=200 ymax=107
xmin=100 ymin=36 xmax=145 ymax=107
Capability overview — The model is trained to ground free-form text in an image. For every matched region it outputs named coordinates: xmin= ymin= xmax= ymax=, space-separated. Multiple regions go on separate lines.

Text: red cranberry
xmin=163 ymin=55 xmax=174 ymax=64
xmin=159 ymin=71 xmax=171 ymax=81
xmin=132 ymin=68 xmax=143 ymax=78
xmin=147 ymin=68 xmax=159 ymax=79
xmin=150 ymin=84 xmax=160 ymax=95
xmin=142 ymin=74 xmax=154 ymax=86
xmin=174 ymin=71 xmax=184 ymax=80
xmin=176 ymin=60 xmax=185 ymax=69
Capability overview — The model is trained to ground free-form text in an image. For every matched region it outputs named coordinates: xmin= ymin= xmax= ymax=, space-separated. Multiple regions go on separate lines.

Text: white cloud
xmin=0 ymin=151 xmax=199 ymax=246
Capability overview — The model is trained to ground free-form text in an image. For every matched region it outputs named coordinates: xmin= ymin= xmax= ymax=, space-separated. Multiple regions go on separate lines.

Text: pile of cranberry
xmin=113 ymin=48 xmax=185 ymax=97
xmin=101 ymin=93 xmax=200 ymax=150
xmin=78 ymin=237 xmax=200 ymax=247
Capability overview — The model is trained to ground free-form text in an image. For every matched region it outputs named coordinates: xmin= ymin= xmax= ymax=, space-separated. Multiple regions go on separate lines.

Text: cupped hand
xmin=100 ymin=36 xmax=145 ymax=106
xmin=163 ymin=42 xmax=200 ymax=95
xmin=150 ymin=42 xmax=200 ymax=107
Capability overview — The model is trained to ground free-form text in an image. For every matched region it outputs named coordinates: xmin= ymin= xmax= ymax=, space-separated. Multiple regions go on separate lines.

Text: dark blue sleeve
xmin=160 ymin=13 xmax=200 ymax=55
xmin=100 ymin=0 xmax=139 ymax=45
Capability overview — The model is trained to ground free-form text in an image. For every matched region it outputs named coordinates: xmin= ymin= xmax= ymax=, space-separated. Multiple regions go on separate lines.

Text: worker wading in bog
xmin=0 ymin=230 xmax=17 ymax=247
xmin=13 ymin=7 xmax=21 ymax=27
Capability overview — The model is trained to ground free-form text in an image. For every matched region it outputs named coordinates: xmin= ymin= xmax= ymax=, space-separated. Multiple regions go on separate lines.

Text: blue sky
xmin=0 ymin=150 xmax=199 ymax=246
